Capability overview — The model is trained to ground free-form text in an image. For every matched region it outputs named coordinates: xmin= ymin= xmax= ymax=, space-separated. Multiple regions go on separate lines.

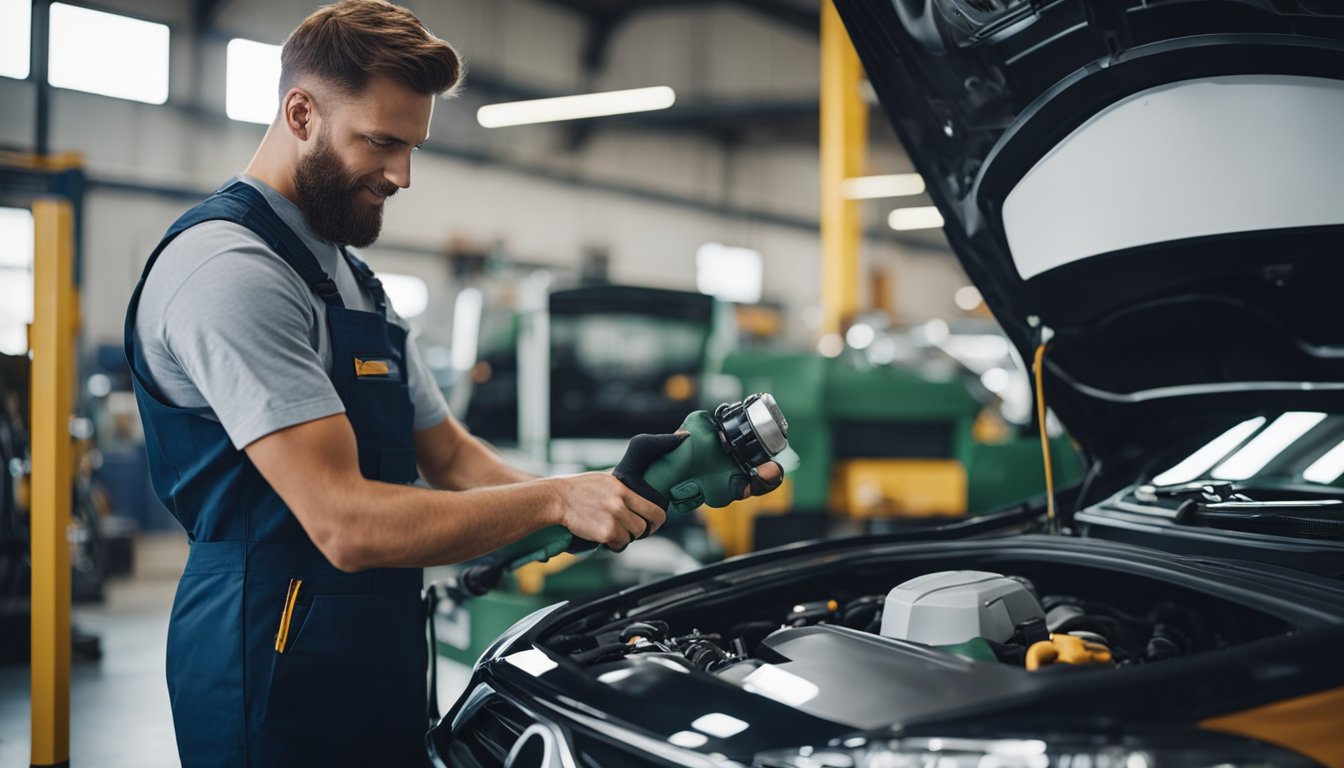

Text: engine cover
xmin=880 ymin=570 xmax=1045 ymax=645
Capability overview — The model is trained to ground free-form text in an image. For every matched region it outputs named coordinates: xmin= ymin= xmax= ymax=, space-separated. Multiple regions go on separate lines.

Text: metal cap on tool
xmin=714 ymin=393 xmax=789 ymax=473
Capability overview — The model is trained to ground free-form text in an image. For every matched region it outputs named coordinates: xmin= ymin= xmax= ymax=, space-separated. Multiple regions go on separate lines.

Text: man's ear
xmin=281 ymin=87 xmax=316 ymax=141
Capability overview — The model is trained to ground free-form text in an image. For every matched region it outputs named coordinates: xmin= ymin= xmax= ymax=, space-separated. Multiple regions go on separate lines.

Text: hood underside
xmin=835 ymin=0 xmax=1344 ymax=471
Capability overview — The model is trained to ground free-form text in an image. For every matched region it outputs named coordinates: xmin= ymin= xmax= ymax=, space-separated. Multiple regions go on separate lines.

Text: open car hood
xmin=835 ymin=0 xmax=1344 ymax=471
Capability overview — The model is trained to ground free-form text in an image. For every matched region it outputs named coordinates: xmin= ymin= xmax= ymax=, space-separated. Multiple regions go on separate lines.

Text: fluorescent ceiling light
xmin=888 ymin=206 xmax=944 ymax=231
xmin=48 ymin=3 xmax=170 ymax=105
xmin=0 ymin=0 xmax=31 ymax=79
xmin=696 ymin=242 xmax=762 ymax=304
xmin=1303 ymin=437 xmax=1344 ymax=485
xmin=842 ymin=173 xmax=925 ymax=199
xmin=226 ymin=38 xmax=281 ymax=124
xmin=1212 ymin=412 xmax=1327 ymax=480
xmin=477 ymin=86 xmax=675 ymax=128
xmin=1151 ymin=417 xmax=1265 ymax=486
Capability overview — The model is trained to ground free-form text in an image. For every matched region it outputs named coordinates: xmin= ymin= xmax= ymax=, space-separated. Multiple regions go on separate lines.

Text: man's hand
xmin=546 ymin=472 xmax=666 ymax=552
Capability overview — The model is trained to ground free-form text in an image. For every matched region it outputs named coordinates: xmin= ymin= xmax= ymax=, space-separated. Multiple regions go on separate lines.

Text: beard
xmin=292 ymin=132 xmax=397 ymax=248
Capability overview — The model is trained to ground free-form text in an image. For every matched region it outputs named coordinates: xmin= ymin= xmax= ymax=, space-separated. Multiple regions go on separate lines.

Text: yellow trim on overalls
xmin=275 ymin=579 xmax=303 ymax=653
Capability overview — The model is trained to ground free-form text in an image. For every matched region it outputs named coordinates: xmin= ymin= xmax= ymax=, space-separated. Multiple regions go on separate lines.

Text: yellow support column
xmin=30 ymin=198 xmax=75 ymax=768
xmin=820 ymin=0 xmax=868 ymax=338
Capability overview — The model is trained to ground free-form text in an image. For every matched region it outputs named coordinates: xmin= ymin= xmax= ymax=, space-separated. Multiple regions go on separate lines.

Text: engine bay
xmin=540 ymin=543 xmax=1310 ymax=727
xmin=553 ymin=567 xmax=1282 ymax=674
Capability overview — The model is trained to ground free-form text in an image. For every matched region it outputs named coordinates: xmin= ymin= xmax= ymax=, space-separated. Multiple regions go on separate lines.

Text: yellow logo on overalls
xmin=354 ymin=358 xmax=391 ymax=377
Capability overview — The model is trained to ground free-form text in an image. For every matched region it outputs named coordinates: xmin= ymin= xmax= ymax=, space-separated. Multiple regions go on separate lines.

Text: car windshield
xmin=1151 ymin=412 xmax=1344 ymax=490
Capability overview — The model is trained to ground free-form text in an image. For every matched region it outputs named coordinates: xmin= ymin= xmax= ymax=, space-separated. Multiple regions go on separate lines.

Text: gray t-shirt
xmin=135 ymin=174 xmax=449 ymax=450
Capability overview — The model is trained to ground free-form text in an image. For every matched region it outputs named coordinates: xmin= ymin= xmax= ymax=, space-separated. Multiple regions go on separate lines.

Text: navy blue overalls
xmin=124 ymin=181 xmax=429 ymax=767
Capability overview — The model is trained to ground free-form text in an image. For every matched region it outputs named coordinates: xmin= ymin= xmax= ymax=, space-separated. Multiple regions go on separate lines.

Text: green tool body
xmin=458 ymin=394 xmax=790 ymax=595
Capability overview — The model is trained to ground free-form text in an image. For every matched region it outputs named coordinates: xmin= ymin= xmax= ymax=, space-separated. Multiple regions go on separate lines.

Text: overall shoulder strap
xmin=339 ymin=247 xmax=387 ymax=313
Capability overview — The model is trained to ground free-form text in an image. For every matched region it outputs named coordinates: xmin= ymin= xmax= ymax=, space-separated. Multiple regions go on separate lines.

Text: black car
xmin=430 ymin=2 xmax=1344 ymax=765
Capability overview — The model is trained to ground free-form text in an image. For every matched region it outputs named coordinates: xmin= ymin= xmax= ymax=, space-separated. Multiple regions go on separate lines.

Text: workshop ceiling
xmin=523 ymin=0 xmax=846 ymax=147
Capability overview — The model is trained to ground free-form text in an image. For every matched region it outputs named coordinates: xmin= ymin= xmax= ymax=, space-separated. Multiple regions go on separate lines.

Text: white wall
xmin=0 ymin=0 xmax=969 ymax=354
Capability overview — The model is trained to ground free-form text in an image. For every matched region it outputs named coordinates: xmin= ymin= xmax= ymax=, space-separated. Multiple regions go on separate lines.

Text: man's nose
xmin=384 ymin=152 xmax=412 ymax=190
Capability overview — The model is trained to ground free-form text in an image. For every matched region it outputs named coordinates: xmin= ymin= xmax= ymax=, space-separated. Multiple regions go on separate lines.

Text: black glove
xmin=612 ymin=432 xmax=689 ymax=511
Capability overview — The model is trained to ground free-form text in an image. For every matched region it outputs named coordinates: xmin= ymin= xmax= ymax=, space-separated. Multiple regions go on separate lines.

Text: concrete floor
xmin=0 ymin=533 xmax=472 ymax=767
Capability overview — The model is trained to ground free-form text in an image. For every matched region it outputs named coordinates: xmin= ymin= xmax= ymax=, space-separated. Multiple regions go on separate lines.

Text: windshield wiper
xmin=1203 ymin=499 xmax=1343 ymax=510
xmin=1135 ymin=483 xmax=1344 ymax=540
xmin=1133 ymin=482 xmax=1248 ymax=503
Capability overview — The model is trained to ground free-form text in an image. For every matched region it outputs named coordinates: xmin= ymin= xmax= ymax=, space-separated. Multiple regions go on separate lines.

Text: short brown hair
xmin=280 ymin=0 xmax=462 ymax=98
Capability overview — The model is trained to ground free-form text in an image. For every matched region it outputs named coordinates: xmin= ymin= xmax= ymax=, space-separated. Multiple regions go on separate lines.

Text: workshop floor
xmin=0 ymin=533 xmax=473 ymax=768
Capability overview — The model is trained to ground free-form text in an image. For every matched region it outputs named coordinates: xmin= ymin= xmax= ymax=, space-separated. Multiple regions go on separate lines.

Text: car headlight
xmin=753 ymin=733 xmax=1317 ymax=768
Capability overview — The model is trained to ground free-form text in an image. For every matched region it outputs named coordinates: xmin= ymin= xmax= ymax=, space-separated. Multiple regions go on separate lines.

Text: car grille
xmin=436 ymin=697 xmax=532 ymax=767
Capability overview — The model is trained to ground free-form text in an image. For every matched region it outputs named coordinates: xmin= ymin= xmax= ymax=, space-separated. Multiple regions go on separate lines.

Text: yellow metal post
xmin=30 ymin=198 xmax=74 ymax=768
xmin=820 ymin=0 xmax=868 ymax=338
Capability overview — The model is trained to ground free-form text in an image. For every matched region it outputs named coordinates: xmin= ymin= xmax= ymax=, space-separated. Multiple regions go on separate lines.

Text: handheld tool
xmin=454 ymin=392 xmax=791 ymax=598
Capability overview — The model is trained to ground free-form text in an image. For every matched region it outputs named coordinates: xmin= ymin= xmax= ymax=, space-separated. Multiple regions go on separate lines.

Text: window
xmin=696 ymin=242 xmax=763 ymax=304
xmin=226 ymin=38 xmax=281 ymax=124
xmin=48 ymin=3 xmax=169 ymax=104
xmin=0 ymin=207 xmax=35 ymax=355
xmin=0 ymin=0 xmax=31 ymax=80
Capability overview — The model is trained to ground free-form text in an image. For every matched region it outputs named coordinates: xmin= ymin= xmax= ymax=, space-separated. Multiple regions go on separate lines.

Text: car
xmin=428 ymin=2 xmax=1344 ymax=765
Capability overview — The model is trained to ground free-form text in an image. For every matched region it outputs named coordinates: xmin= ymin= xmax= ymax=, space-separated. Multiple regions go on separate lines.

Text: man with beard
xmin=125 ymin=2 xmax=779 ymax=765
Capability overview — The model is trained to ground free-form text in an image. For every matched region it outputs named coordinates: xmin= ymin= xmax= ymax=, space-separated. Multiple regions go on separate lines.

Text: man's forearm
xmin=433 ymin=435 xmax=534 ymax=490
xmin=315 ymin=476 xmax=558 ymax=570
xmin=415 ymin=417 xmax=534 ymax=490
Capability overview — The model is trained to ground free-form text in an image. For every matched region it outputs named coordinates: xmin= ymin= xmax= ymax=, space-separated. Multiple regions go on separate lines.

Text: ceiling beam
xmin=537 ymin=0 xmax=818 ymax=44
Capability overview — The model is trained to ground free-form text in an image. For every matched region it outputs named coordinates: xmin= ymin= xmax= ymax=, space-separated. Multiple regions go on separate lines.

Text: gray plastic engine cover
xmin=879 ymin=570 xmax=1045 ymax=645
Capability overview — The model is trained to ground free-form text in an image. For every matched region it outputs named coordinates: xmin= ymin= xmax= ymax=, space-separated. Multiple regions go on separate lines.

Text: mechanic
xmin=123 ymin=2 xmax=779 ymax=766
